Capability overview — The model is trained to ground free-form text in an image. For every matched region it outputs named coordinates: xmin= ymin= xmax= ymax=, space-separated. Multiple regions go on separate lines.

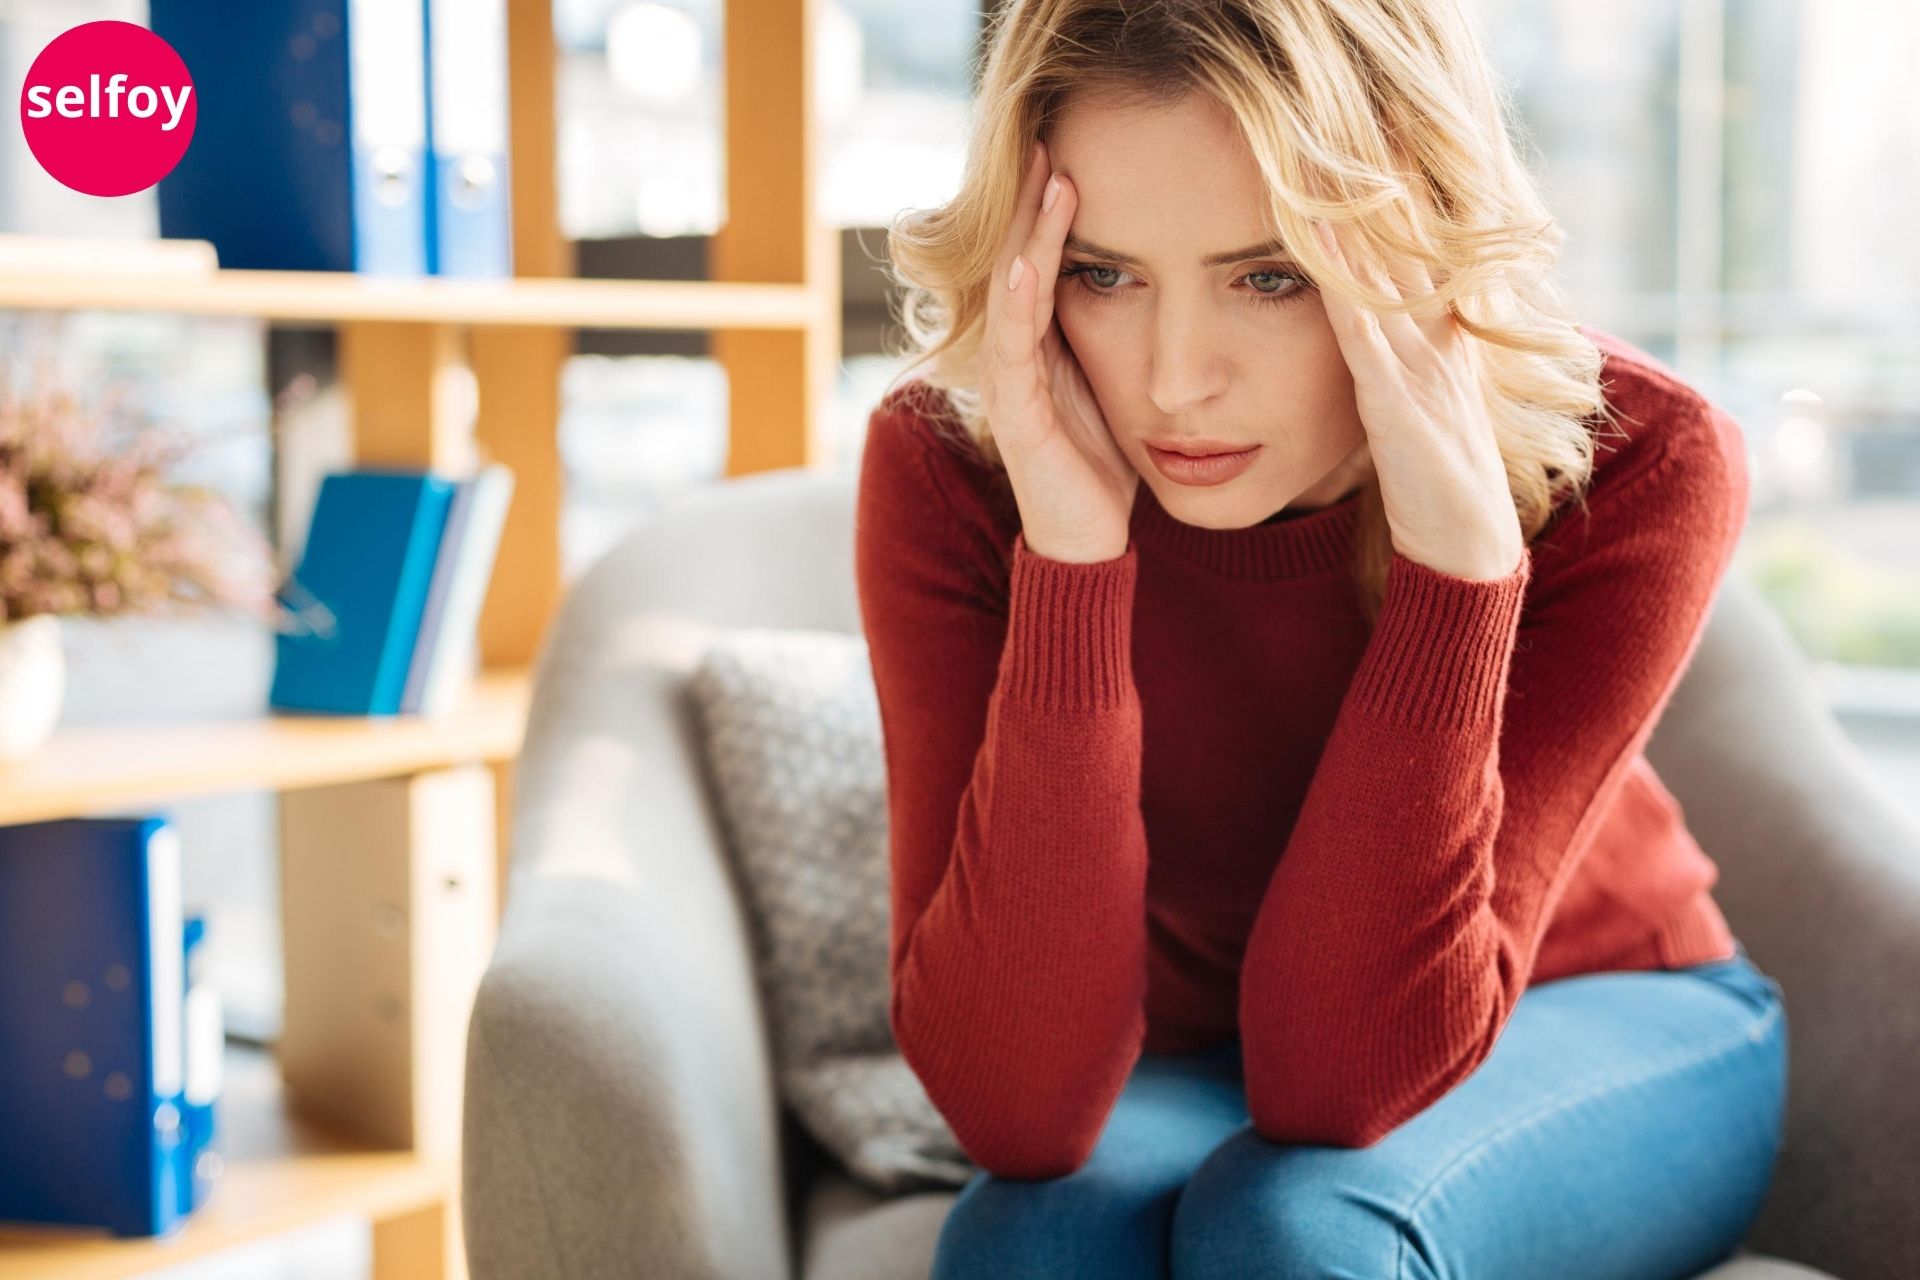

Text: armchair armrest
xmin=1646 ymin=571 xmax=1920 ymax=1280
xmin=462 ymin=601 xmax=801 ymax=1280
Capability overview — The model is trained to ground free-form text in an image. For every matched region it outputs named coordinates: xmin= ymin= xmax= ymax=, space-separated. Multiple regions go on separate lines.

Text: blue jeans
xmin=932 ymin=943 xmax=1788 ymax=1280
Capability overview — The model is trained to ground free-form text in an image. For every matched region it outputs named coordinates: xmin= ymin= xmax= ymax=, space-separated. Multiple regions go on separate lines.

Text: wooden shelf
xmin=0 ymin=1040 xmax=454 ymax=1280
xmin=0 ymin=269 xmax=826 ymax=331
xmin=0 ymin=668 xmax=531 ymax=826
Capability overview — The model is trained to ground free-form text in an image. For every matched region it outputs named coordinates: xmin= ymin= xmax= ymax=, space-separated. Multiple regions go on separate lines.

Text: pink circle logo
xmin=19 ymin=20 xmax=197 ymax=198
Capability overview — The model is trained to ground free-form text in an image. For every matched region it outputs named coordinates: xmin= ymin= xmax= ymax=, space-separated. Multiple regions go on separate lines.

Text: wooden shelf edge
xmin=0 ymin=268 xmax=831 ymax=331
xmin=0 ymin=1042 xmax=453 ymax=1280
xmin=0 ymin=667 xmax=532 ymax=826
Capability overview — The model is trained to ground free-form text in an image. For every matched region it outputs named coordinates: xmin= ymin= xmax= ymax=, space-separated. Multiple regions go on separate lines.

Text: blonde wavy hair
xmin=880 ymin=0 xmax=1625 ymax=622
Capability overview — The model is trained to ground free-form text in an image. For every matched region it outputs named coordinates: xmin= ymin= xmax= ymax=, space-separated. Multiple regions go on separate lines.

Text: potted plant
xmin=0 ymin=362 xmax=279 ymax=762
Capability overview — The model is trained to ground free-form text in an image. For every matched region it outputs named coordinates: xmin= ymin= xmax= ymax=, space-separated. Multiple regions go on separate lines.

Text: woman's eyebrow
xmin=1061 ymin=234 xmax=1292 ymax=267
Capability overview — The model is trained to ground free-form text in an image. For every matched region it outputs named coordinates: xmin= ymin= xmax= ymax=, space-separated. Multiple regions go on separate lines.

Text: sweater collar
xmin=1129 ymin=478 xmax=1363 ymax=580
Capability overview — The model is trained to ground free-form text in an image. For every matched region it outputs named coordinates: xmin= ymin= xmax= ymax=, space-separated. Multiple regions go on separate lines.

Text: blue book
xmin=424 ymin=0 xmax=513 ymax=276
xmin=272 ymin=470 xmax=457 ymax=716
xmin=150 ymin=0 xmax=429 ymax=274
xmin=416 ymin=463 xmax=516 ymax=714
xmin=0 ymin=817 xmax=215 ymax=1239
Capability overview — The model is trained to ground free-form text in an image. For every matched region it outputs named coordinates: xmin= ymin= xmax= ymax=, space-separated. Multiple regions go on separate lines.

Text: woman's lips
xmin=1146 ymin=443 xmax=1263 ymax=486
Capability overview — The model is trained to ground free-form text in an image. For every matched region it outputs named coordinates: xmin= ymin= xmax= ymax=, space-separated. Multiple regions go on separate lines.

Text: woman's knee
xmin=932 ymin=1163 xmax=1181 ymax=1280
xmin=1170 ymin=1132 xmax=1420 ymax=1280
xmin=931 ymin=1047 xmax=1252 ymax=1279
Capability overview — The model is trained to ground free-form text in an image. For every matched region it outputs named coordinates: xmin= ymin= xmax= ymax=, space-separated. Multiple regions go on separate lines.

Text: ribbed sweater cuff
xmin=1348 ymin=546 xmax=1532 ymax=732
xmin=1000 ymin=531 xmax=1138 ymax=711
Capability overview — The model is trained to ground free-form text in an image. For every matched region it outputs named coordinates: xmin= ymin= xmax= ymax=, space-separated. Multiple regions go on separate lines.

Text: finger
xmin=990 ymin=142 xmax=1052 ymax=410
xmin=1395 ymin=252 xmax=1459 ymax=352
xmin=1313 ymin=220 xmax=1407 ymax=386
xmin=993 ymin=141 xmax=1052 ymax=304
xmin=1024 ymin=168 xmax=1077 ymax=336
xmin=992 ymin=250 xmax=1042 ymax=415
xmin=984 ymin=140 xmax=1053 ymax=373
xmin=1322 ymin=219 xmax=1427 ymax=370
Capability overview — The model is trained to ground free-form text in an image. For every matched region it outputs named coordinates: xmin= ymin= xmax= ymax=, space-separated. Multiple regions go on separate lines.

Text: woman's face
xmin=1048 ymin=89 xmax=1375 ymax=528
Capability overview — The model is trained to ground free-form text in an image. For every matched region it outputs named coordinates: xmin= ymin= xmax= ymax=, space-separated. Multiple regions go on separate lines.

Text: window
xmin=554 ymin=0 xmax=973 ymax=236
xmin=1474 ymin=0 xmax=1920 ymax=672
xmin=551 ymin=0 xmax=978 ymax=571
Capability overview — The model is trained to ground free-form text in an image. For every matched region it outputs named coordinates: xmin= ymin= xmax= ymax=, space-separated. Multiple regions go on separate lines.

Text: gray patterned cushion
xmin=688 ymin=628 xmax=975 ymax=1194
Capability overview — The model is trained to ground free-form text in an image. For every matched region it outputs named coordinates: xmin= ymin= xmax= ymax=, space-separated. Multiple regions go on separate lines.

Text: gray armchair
xmin=462 ymin=466 xmax=1920 ymax=1280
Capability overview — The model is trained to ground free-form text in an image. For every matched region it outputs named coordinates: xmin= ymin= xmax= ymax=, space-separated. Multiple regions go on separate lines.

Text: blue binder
xmin=0 ymin=817 xmax=217 ymax=1238
xmin=150 ymin=0 xmax=429 ymax=274
xmin=400 ymin=470 xmax=480 ymax=712
xmin=424 ymin=0 xmax=514 ymax=276
xmin=177 ymin=915 xmax=221 ymax=1223
xmin=271 ymin=469 xmax=457 ymax=716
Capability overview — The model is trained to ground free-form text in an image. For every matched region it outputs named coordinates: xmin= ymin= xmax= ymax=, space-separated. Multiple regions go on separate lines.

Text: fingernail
xmin=1042 ymin=175 xmax=1060 ymax=213
xmin=1007 ymin=255 xmax=1027 ymax=291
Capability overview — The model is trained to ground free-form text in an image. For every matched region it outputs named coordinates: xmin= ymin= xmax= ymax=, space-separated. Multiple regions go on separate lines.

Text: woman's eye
xmin=1058 ymin=262 xmax=1312 ymax=307
xmin=1064 ymin=264 xmax=1127 ymax=291
xmin=1057 ymin=262 xmax=1133 ymax=298
xmin=1243 ymin=268 xmax=1313 ymax=304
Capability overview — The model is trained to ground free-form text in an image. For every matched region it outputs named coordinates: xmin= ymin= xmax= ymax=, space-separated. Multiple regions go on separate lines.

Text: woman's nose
xmin=1146 ymin=305 xmax=1228 ymax=415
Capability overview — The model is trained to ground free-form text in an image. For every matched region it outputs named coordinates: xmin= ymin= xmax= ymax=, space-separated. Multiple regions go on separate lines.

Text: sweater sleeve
xmin=854 ymin=400 xmax=1150 ymax=1179
xmin=1237 ymin=402 xmax=1751 ymax=1148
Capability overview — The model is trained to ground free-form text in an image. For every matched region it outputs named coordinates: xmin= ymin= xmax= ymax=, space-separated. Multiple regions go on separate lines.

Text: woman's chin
xmin=1150 ymin=481 xmax=1285 ymax=530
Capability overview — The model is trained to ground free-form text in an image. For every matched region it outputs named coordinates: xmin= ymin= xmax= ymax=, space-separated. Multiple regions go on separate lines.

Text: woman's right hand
xmin=980 ymin=139 xmax=1139 ymax=564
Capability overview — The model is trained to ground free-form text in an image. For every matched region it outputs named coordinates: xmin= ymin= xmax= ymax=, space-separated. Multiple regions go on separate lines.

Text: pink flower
xmin=0 ymin=368 xmax=279 ymax=625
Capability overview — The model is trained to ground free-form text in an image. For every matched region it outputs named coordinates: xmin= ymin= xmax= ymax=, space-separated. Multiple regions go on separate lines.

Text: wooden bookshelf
xmin=0 ymin=0 xmax=838 ymax=1274
xmin=0 ymin=1042 xmax=454 ymax=1280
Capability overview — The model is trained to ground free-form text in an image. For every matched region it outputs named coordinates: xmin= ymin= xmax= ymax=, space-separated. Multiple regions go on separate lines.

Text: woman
xmin=853 ymin=0 xmax=1789 ymax=1275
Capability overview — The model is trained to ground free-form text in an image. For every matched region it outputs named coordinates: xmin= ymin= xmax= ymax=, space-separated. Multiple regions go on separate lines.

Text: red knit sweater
xmin=854 ymin=325 xmax=1746 ymax=1178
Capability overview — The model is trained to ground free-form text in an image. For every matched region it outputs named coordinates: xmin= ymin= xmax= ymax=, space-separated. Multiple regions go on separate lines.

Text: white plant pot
xmin=0 ymin=613 xmax=66 ymax=762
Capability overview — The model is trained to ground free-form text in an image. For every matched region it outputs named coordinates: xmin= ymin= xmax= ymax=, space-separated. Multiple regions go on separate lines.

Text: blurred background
xmin=0 ymin=1 xmax=1914 ymax=1267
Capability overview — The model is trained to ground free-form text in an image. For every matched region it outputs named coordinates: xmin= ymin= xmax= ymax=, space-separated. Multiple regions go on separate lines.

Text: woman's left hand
xmin=1313 ymin=219 xmax=1526 ymax=582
